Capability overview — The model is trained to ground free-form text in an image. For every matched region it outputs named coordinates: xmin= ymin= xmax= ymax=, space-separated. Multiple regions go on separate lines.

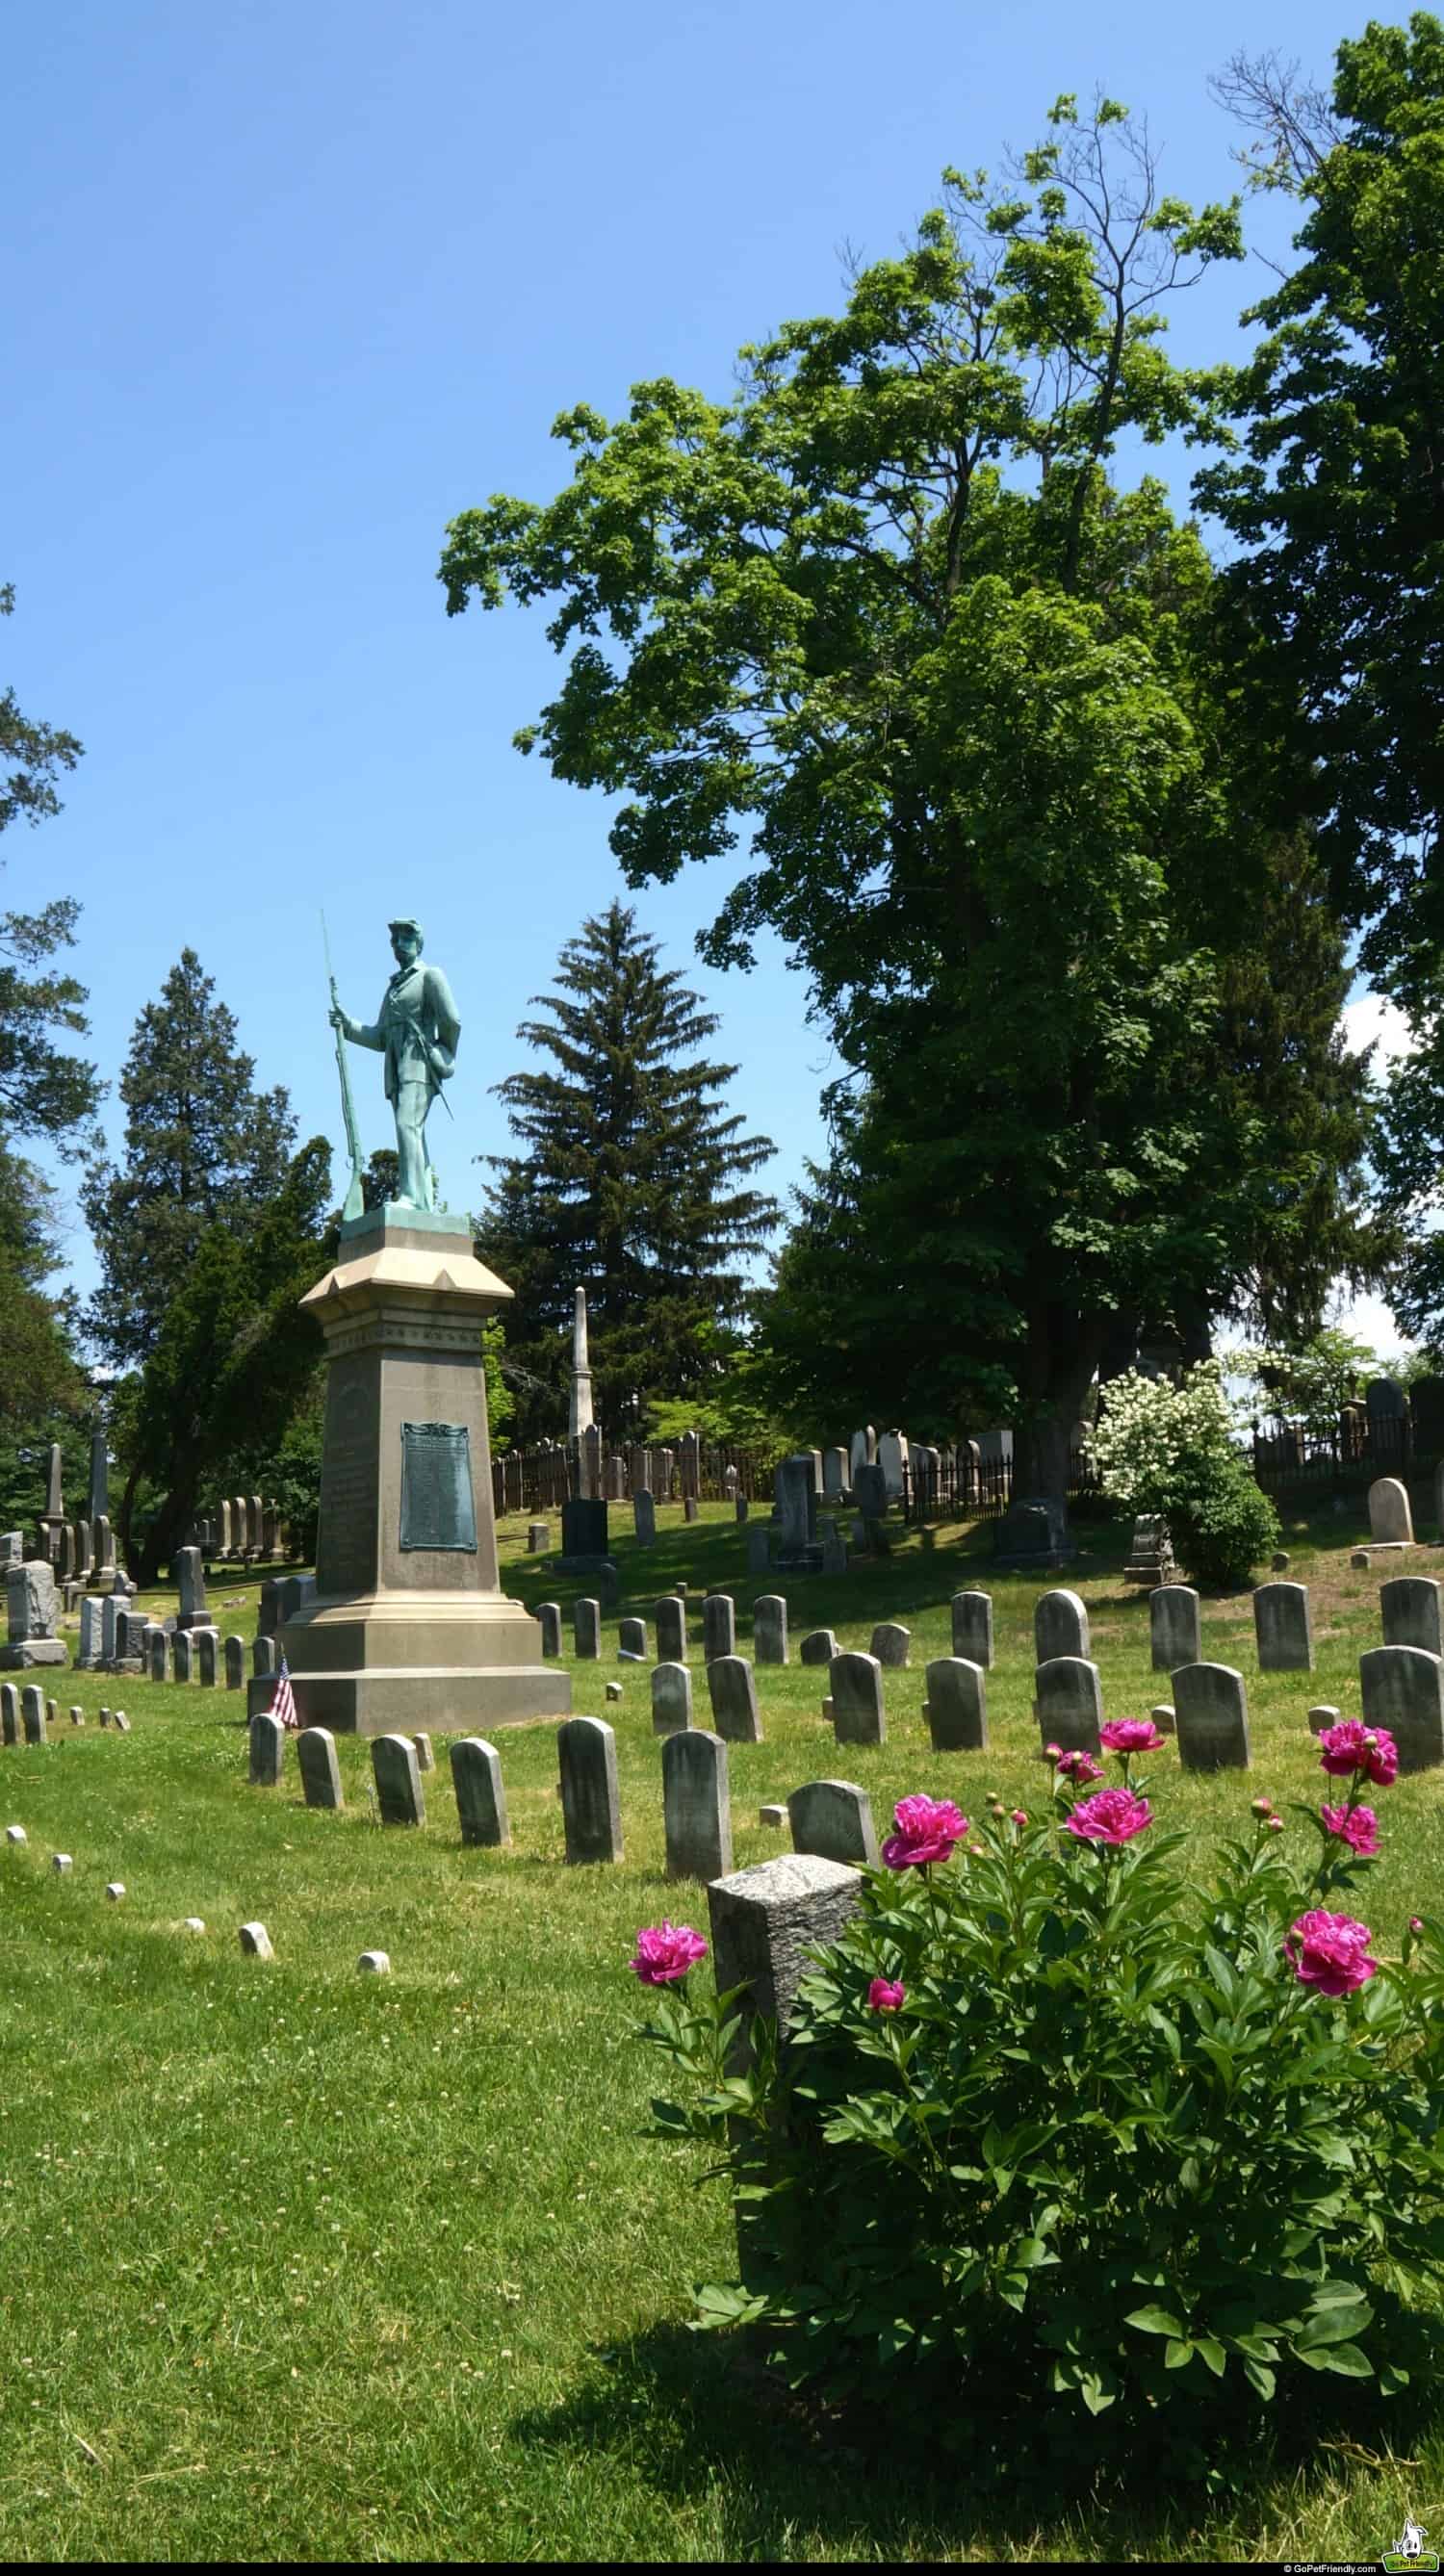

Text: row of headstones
xmin=10 ymin=1517 xmax=119 ymax=1588
xmin=192 ymin=1496 xmax=283 ymax=1560
xmin=537 ymin=1593 xmax=919 ymax=1667
xmin=0 ymin=1684 xmax=131 ymax=1743
xmin=80 ymin=1599 xmax=281 ymax=1687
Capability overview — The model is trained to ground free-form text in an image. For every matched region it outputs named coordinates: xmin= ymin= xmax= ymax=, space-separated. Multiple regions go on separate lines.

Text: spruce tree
xmin=479 ymin=902 xmax=778 ymax=1441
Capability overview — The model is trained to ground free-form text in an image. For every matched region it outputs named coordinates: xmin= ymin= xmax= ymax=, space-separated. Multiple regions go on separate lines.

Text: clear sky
xmin=7 ymin=0 xmax=1404 ymax=1351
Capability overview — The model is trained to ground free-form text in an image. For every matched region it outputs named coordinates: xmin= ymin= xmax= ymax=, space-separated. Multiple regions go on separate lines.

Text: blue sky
xmin=7 ymin=0 xmax=1401 ymax=1347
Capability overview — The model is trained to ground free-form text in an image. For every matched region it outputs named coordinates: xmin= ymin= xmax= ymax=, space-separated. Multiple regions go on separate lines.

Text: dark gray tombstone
xmin=1150 ymin=1584 xmax=1201 ymax=1672
xmin=372 ymin=1732 xmax=425 ymax=1825
xmin=148 ymin=1630 xmax=168 ymax=1684
xmin=633 ymin=1488 xmax=657 ymax=1548
xmin=1359 ymin=1644 xmax=1444 ymax=1773
xmin=1173 ymin=1662 xmax=1251 ymax=1771
xmin=829 ymin=1650 xmax=885 ymax=1745
xmin=869 ymin=1621 xmax=910 ymax=1669
xmin=993 ymin=1494 xmax=1072 ymax=1569
xmin=652 ymin=1662 xmax=693 ymax=1736
xmin=703 ymin=1594 xmax=736 ymax=1663
xmin=746 ymin=1525 xmax=771 ymax=1576
xmin=253 ymin=1636 xmax=277 ymax=1680
xmin=557 ymin=1715 xmax=623 ymax=1863
xmin=707 ymin=1654 xmax=762 ymax=1743
xmin=175 ymin=1545 xmax=209 ymax=1632
xmin=663 ymin=1727 xmax=732 ymax=1881
xmin=1252 ymin=1580 xmax=1313 ymax=1673
xmin=451 ymin=1736 xmax=510 ymax=1846
xmin=1380 ymin=1577 xmax=1444 ymax=1657
xmin=618 ymin=1615 xmax=647 ymax=1661
xmin=775 ymin=1455 xmax=819 ymax=1567
xmin=195 ymin=1629 xmax=219 ymax=1687
xmin=297 ymin=1726 xmax=344 ymax=1810
xmin=923 ymin=1656 xmax=988 ymax=1753
xmin=224 ymin=1635 xmax=245 ymax=1689
xmin=787 ymin=1777 xmax=879 ymax=1867
xmin=949 ymin=1590 xmax=993 ymax=1669
xmin=21 ymin=1685 xmax=46 ymax=1745
xmin=799 ymin=1628 xmax=838 ymax=1666
xmin=573 ymin=1598 xmax=602 ymax=1660
xmin=0 ymin=1682 xmax=15 ymax=1745
xmin=1034 ymin=1656 xmax=1103 ymax=1754
xmin=171 ymin=1632 xmax=193 ymax=1684
xmin=248 ymin=1711 xmax=285 ymax=1787
xmin=707 ymin=1854 xmax=863 ymax=2068
xmin=655 ymin=1595 xmax=687 ymax=1662
xmin=754 ymin=1596 xmax=788 ymax=1665
xmin=537 ymin=1602 xmax=562 ymax=1658
xmin=1035 ymin=1588 xmax=1089 ymax=1664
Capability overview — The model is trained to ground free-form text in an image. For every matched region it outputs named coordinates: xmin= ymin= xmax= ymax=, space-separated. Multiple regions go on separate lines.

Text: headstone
xmin=993 ymin=1494 xmax=1072 ymax=1569
xmin=195 ymin=1629 xmax=219 ymax=1687
xmin=703 ymin=1594 xmax=736 ymax=1662
xmin=277 ymin=1573 xmax=317 ymax=1625
xmin=1381 ymin=1577 xmax=1444 ymax=1656
xmin=852 ymin=1462 xmax=888 ymax=1530
xmin=51 ymin=1852 xmax=71 ymax=1872
xmin=754 ymin=1596 xmax=788 ymax=1665
xmin=455 ymin=1740 xmax=512 ymax=1844
xmin=877 ymin=1431 xmax=909 ymax=1501
xmin=868 ymin=1621 xmax=910 ymax=1669
xmin=923 ymin=1657 xmax=988 ymax=1753
xmin=149 ymin=1629 xmax=168 ymax=1683
xmin=253 ymin=1636 xmax=277 ymax=1679
xmin=1034 ymin=1656 xmax=1103 ymax=1754
xmin=3 ymin=1822 xmax=22 ymax=1842
xmin=0 ymin=1533 xmax=22 ymax=1570
xmin=58 ymin=1526 xmax=74 ymax=1581
xmin=819 ymin=1520 xmax=848 ymax=1574
xmin=175 ymin=1545 xmax=209 ymax=1631
xmin=788 ymin=1777 xmax=878 ymax=1868
xmin=0 ymin=1683 xmax=15 ymax=1745
xmin=1369 ymin=1477 xmax=1414 ymax=1545
xmin=100 ymin=1594 xmax=125 ymax=1664
xmin=663 ymin=1727 xmax=733 ymax=1881
xmin=1351 ymin=1549 xmax=1372 ymax=1571
xmin=21 ymin=1685 xmax=46 ymax=1745
xmin=633 ymin=1487 xmax=657 ymax=1548
xmin=615 ymin=1615 xmax=646 ymax=1662
xmin=372 ymin=1733 xmax=425 ymax=1825
xmin=239 ymin=1921 xmax=274 ymax=1959
xmin=537 ymin=1602 xmax=562 ymax=1659
xmin=1359 ymin=1644 xmax=1444 ymax=1773
xmin=707 ymin=1854 xmax=862 ymax=2065
xmin=775 ymin=1455 xmax=819 ymax=1568
xmin=849 ymin=1429 xmax=870 ymax=1485
xmin=1252 ymin=1580 xmax=1313 ymax=1673
xmin=172 ymin=1632 xmax=193 ymax=1683
xmin=655 ymin=1595 xmax=687 ymax=1662
xmin=557 ymin=1715 xmax=623 ymax=1864
xmin=1123 ymin=1513 xmax=1175 ymax=1585
xmin=88 ymin=1426 xmax=109 ymax=1524
xmin=950 ymin=1590 xmax=993 ymax=1668
xmin=224 ymin=1635 xmax=245 ymax=1689
xmin=106 ymin=1881 xmax=124 ymax=1900
xmin=723 ymin=1464 xmax=739 ymax=1501
xmin=1367 ymin=1376 xmax=1407 ymax=1422
xmin=1150 ymin=1584 xmax=1201 ymax=1672
xmin=759 ymin=1802 xmax=785 ymax=1827
xmin=357 ymin=1950 xmax=390 ymax=1974
xmin=74 ymin=1519 xmax=90 ymax=1579
xmin=1173 ymin=1662 xmax=1251 ymax=1771
xmin=2 ymin=1560 xmax=64 ymax=1667
xmin=411 ymin=1731 xmax=436 ymax=1772
xmin=652 ymin=1662 xmax=693 ymax=1735
xmin=527 ymin=1520 xmax=550 ymax=1555
xmin=573 ymin=1598 xmax=601 ymax=1660
xmin=707 ymin=1654 xmax=762 ymax=1743
xmin=297 ymin=1726 xmax=344 ymax=1810
xmin=607 ymin=1454 xmax=626 ymax=1502
xmin=799 ymin=1628 xmax=838 ymax=1666
xmin=829 ymin=1650 xmax=885 ymax=1745
xmin=1035 ymin=1588 xmax=1089 ymax=1664
xmin=91 ymin=1513 xmax=116 ymax=1581
xmin=746 ymin=1525 xmax=770 ymax=1575
xmin=69 ymin=1705 xmax=82 ymax=1727
xmin=1307 ymin=1703 xmax=1341 ymax=1737
xmin=248 ymin=1712 xmax=285 ymax=1786
xmin=822 ymin=1447 xmax=848 ymax=1499
xmin=683 ymin=1496 xmax=699 ymax=1524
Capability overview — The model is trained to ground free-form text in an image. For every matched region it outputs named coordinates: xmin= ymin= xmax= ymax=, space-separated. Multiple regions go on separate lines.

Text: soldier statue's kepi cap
xmin=388 ymin=916 xmax=424 ymax=940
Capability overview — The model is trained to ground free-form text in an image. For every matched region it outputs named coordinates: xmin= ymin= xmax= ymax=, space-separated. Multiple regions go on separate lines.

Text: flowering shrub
xmin=1091 ymin=1360 xmax=1280 ymax=1588
xmin=637 ymin=1728 xmax=1444 ymax=2466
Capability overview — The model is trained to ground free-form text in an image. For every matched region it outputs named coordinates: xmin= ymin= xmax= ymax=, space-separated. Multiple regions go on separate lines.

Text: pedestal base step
xmin=245 ymin=1663 xmax=573 ymax=1736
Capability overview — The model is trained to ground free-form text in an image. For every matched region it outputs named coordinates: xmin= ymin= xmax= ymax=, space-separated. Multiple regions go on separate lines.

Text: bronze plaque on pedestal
xmin=400 ymin=1421 xmax=477 ymax=1553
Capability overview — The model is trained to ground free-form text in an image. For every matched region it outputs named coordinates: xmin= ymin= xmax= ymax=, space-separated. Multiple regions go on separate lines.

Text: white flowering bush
xmin=1092 ymin=1362 xmax=1279 ymax=1589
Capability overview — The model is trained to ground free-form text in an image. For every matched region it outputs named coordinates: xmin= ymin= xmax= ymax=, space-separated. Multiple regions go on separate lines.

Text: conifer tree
xmin=479 ymin=902 xmax=778 ymax=1441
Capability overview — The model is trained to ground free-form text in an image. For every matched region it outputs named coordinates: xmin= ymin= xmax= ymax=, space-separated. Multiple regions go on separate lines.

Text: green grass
xmin=1 ymin=1500 xmax=1442 ymax=2561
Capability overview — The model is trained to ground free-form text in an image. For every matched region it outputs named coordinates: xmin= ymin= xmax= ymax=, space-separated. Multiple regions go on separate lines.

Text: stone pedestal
xmin=275 ymin=1207 xmax=572 ymax=1737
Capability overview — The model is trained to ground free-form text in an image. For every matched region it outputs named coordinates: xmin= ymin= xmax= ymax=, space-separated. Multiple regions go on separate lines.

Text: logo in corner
xmin=1382 ymin=2513 xmax=1439 ymax=2573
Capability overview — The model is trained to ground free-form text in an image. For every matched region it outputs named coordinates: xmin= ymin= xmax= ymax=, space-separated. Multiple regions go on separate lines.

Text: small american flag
xmin=271 ymin=1654 xmax=299 ymax=1732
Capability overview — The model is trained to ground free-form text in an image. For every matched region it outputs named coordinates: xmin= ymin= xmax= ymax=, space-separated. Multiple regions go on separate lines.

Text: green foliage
xmin=478 ymin=902 xmax=777 ymax=1443
xmin=646 ymin=1320 xmax=782 ymax=1451
xmin=644 ymin=1765 xmax=1444 ymax=2478
xmin=1092 ymin=1362 xmax=1279 ymax=1589
xmin=481 ymin=1314 xmax=514 ymax=1453
xmin=1168 ymin=1446 xmax=1283 ymax=1594
xmin=0 ymin=587 xmax=101 ymax=1146
xmin=1231 ymin=1328 xmax=1380 ymax=1431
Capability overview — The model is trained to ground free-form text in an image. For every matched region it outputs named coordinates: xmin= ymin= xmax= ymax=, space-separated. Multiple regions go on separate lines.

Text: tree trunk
xmin=1012 ymin=1297 xmax=1106 ymax=1509
xmin=141 ymin=1474 xmax=202 ymax=1587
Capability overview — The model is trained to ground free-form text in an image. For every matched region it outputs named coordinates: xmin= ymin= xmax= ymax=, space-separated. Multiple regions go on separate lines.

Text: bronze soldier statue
xmin=328 ymin=917 xmax=460 ymax=1211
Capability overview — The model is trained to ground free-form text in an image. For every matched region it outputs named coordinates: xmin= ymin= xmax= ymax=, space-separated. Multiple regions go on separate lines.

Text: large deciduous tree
xmin=0 ymin=584 xmax=100 ymax=1146
xmin=478 ymin=901 xmax=778 ymax=1441
xmin=441 ymin=100 xmax=1368 ymax=1496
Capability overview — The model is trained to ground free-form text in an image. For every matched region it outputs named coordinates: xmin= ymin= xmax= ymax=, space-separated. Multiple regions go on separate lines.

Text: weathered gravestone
xmin=175 ymin=1546 xmax=209 ymax=1632
xmin=2 ymin=1560 xmax=65 ymax=1669
xmin=1252 ymin=1581 xmax=1313 ymax=1674
xmin=1359 ymin=1644 xmax=1444 ymax=1773
xmin=1151 ymin=1584 xmax=1201 ymax=1673
xmin=774 ymin=1455 xmax=819 ymax=1570
xmin=1308 ymin=1703 xmax=1342 ymax=1737
xmin=754 ymin=1596 xmax=788 ymax=1665
xmin=77 ymin=1596 xmax=105 ymax=1671
xmin=536 ymin=1602 xmax=561 ymax=1659
xmin=224 ymin=1635 xmax=245 ymax=1689
xmin=557 ymin=1715 xmax=623 ymax=1864
xmin=451 ymin=1736 xmax=510 ymax=1846
xmin=663 ymin=1728 xmax=732 ymax=1881
xmin=21 ymin=1685 xmax=46 ymax=1745
xmin=707 ymin=1854 xmax=862 ymax=2074
xmin=633 ymin=1488 xmax=657 ymax=1548
xmin=195 ymin=1629 xmax=219 ymax=1687
xmin=1034 ymin=1656 xmax=1103 ymax=1754
xmin=950 ymin=1590 xmax=994 ymax=1669
xmin=618 ymin=1616 xmax=647 ymax=1661
xmin=799 ymin=1628 xmax=837 ymax=1666
xmin=1173 ymin=1662 xmax=1251 ymax=1771
xmin=253 ymin=1636 xmax=277 ymax=1680
xmin=828 ymin=1650 xmax=885 ymax=1745
xmin=248 ymin=1711 xmax=286 ymax=1786
xmin=297 ymin=1725 xmax=344 ymax=1810
xmin=869 ymin=1621 xmax=911 ymax=1669
xmin=172 ymin=1632 xmax=193 ymax=1683
xmin=655 ymin=1595 xmax=687 ymax=1662
xmin=1369 ymin=1477 xmax=1415 ymax=1546
xmin=822 ymin=1447 xmax=848 ymax=1500
xmin=0 ymin=1682 xmax=16 ymax=1746
xmin=372 ymin=1733 xmax=425 ymax=1825
xmin=1035 ymin=1588 xmax=1089 ymax=1664
xmin=652 ymin=1662 xmax=693 ymax=1736
xmin=411 ymin=1731 xmax=436 ymax=1773
xmin=708 ymin=1654 xmax=762 ymax=1743
xmin=573 ymin=1599 xmax=601 ymax=1661
xmin=527 ymin=1521 xmax=550 ymax=1555
xmin=149 ymin=1629 xmax=168 ymax=1684
xmin=923 ymin=1657 xmax=988 ymax=1753
xmin=993 ymin=1494 xmax=1072 ymax=1570
xmin=788 ymin=1778 xmax=879 ymax=1868
xmin=746 ymin=1524 xmax=771 ymax=1575
xmin=703 ymin=1594 xmax=736 ymax=1663
xmin=1381 ymin=1578 xmax=1444 ymax=1656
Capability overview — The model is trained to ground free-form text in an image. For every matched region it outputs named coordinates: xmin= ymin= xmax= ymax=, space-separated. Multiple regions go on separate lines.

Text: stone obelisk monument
xmin=267 ymin=917 xmax=571 ymax=1736
xmin=568 ymin=1287 xmax=594 ymax=1448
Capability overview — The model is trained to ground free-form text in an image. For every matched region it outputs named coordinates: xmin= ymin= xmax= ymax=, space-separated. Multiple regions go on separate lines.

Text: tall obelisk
xmin=568 ymin=1288 xmax=594 ymax=1445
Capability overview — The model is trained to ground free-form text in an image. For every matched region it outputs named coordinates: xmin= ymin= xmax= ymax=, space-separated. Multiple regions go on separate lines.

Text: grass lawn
xmin=2 ymin=1496 xmax=1443 ymax=2562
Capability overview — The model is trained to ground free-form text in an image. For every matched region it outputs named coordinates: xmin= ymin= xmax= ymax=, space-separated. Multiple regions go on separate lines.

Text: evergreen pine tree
xmin=479 ymin=902 xmax=778 ymax=1441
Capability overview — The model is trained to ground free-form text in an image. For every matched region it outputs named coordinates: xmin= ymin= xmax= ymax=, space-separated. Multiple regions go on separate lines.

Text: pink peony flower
xmin=1042 ymin=1741 xmax=1064 ymax=1763
xmin=1010 ymin=1809 xmax=1028 ymax=1827
xmin=1055 ymin=1748 xmax=1105 ymax=1785
xmin=1318 ymin=1720 xmax=1399 ymax=1789
xmin=630 ymin=1921 xmax=708 ymax=1985
xmin=1411 ymin=1917 xmax=1425 ymax=1934
xmin=882 ymin=1793 xmax=968 ymax=1869
xmin=1266 ymin=1816 xmax=1285 ymax=1834
xmin=867 ymin=1977 xmax=906 ymax=2012
xmin=1064 ymin=1787 xmax=1153 ymax=1847
xmin=1322 ymin=1802 xmax=1380 ymax=1858
xmin=1285 ymin=1908 xmax=1379 ymax=1996
xmin=1100 ymin=1718 xmax=1166 ymax=1754
xmin=1251 ymin=1796 xmax=1275 ymax=1817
